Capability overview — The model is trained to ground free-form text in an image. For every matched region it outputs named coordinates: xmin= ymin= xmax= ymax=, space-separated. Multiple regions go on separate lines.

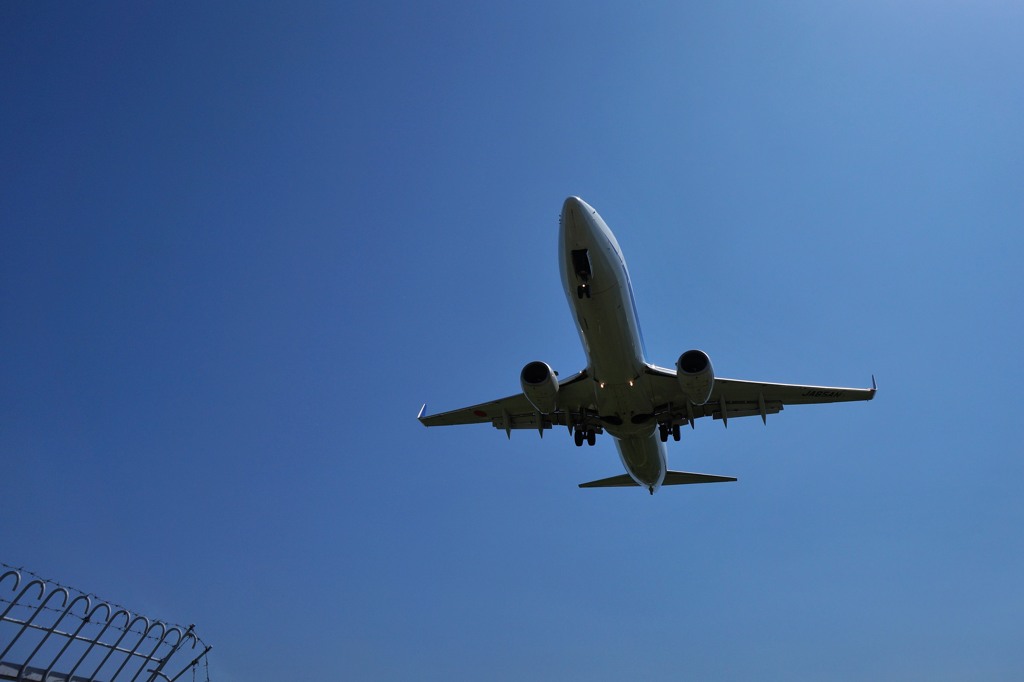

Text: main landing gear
xmin=573 ymin=426 xmax=596 ymax=447
xmin=658 ymin=423 xmax=681 ymax=442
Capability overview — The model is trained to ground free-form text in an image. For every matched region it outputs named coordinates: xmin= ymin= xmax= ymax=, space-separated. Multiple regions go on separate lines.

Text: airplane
xmin=418 ymin=196 xmax=875 ymax=495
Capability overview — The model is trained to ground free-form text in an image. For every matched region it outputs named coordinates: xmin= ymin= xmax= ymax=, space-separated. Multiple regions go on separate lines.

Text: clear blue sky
xmin=3 ymin=2 xmax=1023 ymax=680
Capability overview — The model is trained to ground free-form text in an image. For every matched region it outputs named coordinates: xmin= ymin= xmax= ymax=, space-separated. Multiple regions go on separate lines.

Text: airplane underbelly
xmin=578 ymin=287 xmax=643 ymax=384
xmin=595 ymin=383 xmax=656 ymax=438
xmin=615 ymin=434 xmax=666 ymax=488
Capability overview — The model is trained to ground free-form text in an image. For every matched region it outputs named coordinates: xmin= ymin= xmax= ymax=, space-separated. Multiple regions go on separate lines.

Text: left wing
xmin=418 ymin=370 xmax=599 ymax=436
xmin=643 ymin=365 xmax=876 ymax=426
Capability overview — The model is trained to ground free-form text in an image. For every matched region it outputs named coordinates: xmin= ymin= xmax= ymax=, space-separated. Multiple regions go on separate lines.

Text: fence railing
xmin=0 ymin=566 xmax=210 ymax=682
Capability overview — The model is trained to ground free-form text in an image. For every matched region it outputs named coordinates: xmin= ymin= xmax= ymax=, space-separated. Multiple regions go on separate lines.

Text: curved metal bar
xmin=160 ymin=625 xmax=186 ymax=650
xmin=147 ymin=622 xmax=200 ymax=679
xmin=0 ymin=583 xmax=67 ymax=661
xmin=107 ymin=614 xmax=155 ymax=681
xmin=175 ymin=628 xmax=198 ymax=651
xmin=137 ymin=622 xmax=189 ymax=679
xmin=0 ymin=569 xmax=20 ymax=592
xmin=0 ymin=578 xmax=46 ymax=621
xmin=86 ymin=612 xmax=148 ymax=680
xmin=141 ymin=624 xmax=193 ymax=682
xmin=129 ymin=622 xmax=177 ymax=682
xmin=19 ymin=593 xmax=91 ymax=682
xmin=42 ymin=597 xmax=109 ymax=680
xmin=68 ymin=606 xmax=129 ymax=680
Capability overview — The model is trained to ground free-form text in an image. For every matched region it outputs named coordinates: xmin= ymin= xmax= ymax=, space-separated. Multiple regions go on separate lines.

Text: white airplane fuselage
xmin=559 ymin=196 xmax=666 ymax=491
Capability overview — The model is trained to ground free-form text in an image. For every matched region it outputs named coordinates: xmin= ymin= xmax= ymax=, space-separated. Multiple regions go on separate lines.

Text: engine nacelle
xmin=676 ymin=349 xmax=714 ymax=405
xmin=520 ymin=361 xmax=558 ymax=413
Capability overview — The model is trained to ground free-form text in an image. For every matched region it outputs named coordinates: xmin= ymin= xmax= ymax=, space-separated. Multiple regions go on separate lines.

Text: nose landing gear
xmin=572 ymin=249 xmax=592 ymax=299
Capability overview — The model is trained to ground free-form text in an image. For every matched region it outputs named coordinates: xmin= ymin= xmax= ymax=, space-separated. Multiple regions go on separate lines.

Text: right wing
xmin=643 ymin=365 xmax=876 ymax=426
xmin=418 ymin=370 xmax=599 ymax=436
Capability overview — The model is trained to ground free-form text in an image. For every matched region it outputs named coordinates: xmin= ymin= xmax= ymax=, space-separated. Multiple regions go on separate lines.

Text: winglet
xmin=417 ymin=403 xmax=427 ymax=425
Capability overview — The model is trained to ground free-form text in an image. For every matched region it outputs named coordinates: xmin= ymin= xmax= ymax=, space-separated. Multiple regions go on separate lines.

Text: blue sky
xmin=3 ymin=2 xmax=1023 ymax=679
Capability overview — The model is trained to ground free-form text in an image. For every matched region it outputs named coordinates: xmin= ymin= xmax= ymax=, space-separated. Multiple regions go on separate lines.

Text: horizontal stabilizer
xmin=578 ymin=474 xmax=637 ymax=488
xmin=663 ymin=471 xmax=736 ymax=485
xmin=579 ymin=471 xmax=737 ymax=489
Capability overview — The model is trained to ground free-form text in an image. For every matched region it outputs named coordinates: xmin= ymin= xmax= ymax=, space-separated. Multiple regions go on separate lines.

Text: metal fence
xmin=0 ymin=566 xmax=210 ymax=682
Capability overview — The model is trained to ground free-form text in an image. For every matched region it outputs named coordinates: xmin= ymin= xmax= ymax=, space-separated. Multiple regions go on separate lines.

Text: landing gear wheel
xmin=574 ymin=428 xmax=584 ymax=447
xmin=659 ymin=424 xmax=669 ymax=442
xmin=672 ymin=424 xmax=681 ymax=441
xmin=587 ymin=430 xmax=596 ymax=446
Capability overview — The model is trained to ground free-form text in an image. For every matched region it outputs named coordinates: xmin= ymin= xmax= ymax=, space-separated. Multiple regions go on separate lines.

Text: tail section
xmin=579 ymin=471 xmax=736 ymax=489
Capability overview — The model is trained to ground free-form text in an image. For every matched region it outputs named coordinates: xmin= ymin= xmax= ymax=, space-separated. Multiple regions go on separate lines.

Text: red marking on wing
xmin=473 ymin=410 xmax=488 ymax=417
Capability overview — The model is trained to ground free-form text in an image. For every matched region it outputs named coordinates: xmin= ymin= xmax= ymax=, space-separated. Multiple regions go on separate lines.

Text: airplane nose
xmin=562 ymin=196 xmax=586 ymax=216
xmin=561 ymin=196 xmax=588 ymax=231
xmin=563 ymin=196 xmax=584 ymax=210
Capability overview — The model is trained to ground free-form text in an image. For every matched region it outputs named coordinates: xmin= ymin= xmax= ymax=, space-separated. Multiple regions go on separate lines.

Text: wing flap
xmin=712 ymin=377 xmax=877 ymax=405
xmin=710 ymin=404 xmax=783 ymax=421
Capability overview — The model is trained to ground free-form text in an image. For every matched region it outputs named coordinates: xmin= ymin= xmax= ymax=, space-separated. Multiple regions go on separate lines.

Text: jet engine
xmin=520 ymin=361 xmax=558 ymax=413
xmin=676 ymin=349 xmax=714 ymax=405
